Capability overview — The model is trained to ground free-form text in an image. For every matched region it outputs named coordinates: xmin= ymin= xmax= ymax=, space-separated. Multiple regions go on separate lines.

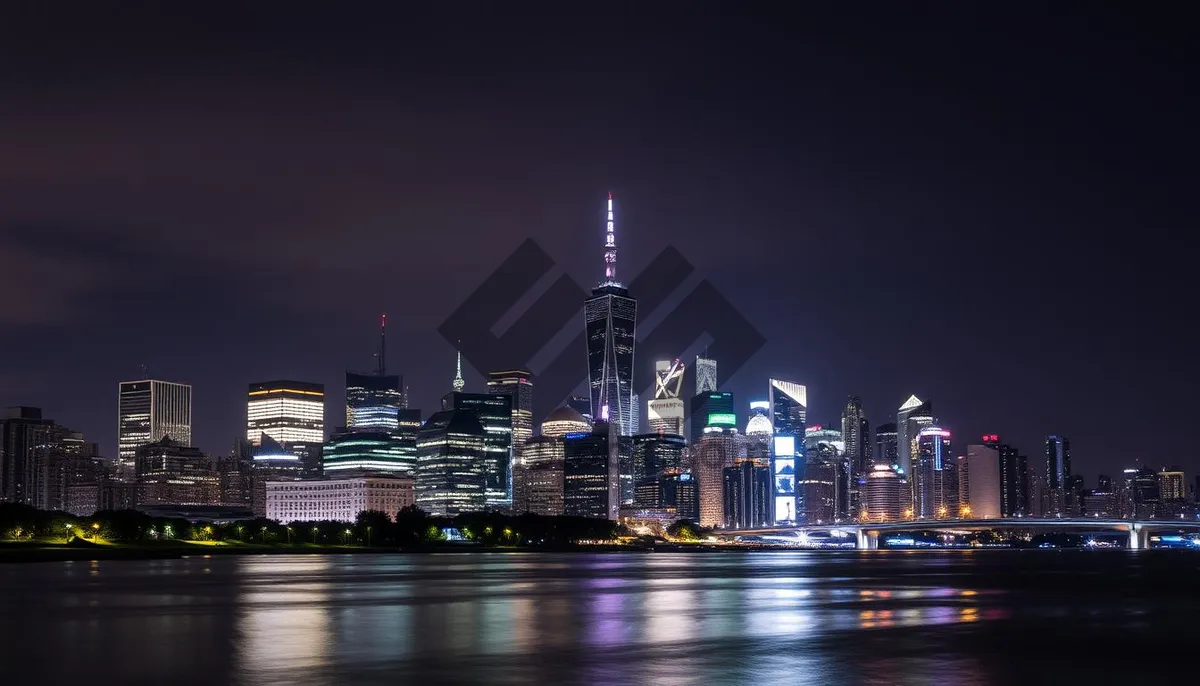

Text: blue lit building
xmin=769 ymin=379 xmax=806 ymax=524
xmin=585 ymin=194 xmax=637 ymax=437
xmin=415 ymin=409 xmax=486 ymax=516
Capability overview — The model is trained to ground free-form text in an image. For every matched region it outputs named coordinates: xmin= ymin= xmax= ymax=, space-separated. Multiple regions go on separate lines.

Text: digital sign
xmin=707 ymin=413 xmax=736 ymax=426
xmin=773 ymin=435 xmax=795 ymax=457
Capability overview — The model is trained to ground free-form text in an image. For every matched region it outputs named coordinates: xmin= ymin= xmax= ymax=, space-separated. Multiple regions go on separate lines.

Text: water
xmin=1 ymin=551 xmax=1196 ymax=685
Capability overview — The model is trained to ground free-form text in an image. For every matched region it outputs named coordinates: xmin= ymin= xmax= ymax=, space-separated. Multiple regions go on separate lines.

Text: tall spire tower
xmin=377 ymin=313 xmax=387 ymax=376
xmin=452 ymin=344 xmax=465 ymax=392
xmin=584 ymin=192 xmax=637 ymax=436
xmin=604 ymin=191 xmax=617 ymax=283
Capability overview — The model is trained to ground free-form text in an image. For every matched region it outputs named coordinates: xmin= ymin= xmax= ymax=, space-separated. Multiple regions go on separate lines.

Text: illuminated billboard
xmin=772 ymin=434 xmax=797 ymax=524
xmin=708 ymin=413 xmax=737 ymax=427
xmin=773 ymin=435 xmax=795 ymax=458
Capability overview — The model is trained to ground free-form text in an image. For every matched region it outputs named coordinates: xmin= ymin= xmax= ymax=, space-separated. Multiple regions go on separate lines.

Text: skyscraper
xmin=693 ymin=425 xmax=741 ymax=527
xmin=345 ymin=315 xmax=405 ymax=432
xmin=117 ymin=379 xmax=192 ymax=482
xmin=690 ymin=391 xmax=735 ymax=443
xmin=1045 ymin=435 xmax=1072 ymax=516
xmin=585 ymin=193 xmax=637 ymax=436
xmin=723 ymin=460 xmax=772 ymax=529
xmin=841 ymin=396 xmax=870 ymax=476
xmin=895 ymin=395 xmax=931 ymax=477
xmin=647 ymin=359 xmax=685 ymax=435
xmin=1 ymin=407 xmax=55 ymax=506
xmin=563 ymin=420 xmax=625 ymax=520
xmin=487 ymin=368 xmax=534 ymax=460
xmin=874 ymin=422 xmax=899 ymax=468
xmin=631 ymin=432 xmax=686 ymax=509
xmin=769 ymin=379 xmax=806 ymax=524
xmin=513 ymin=435 xmax=565 ymax=516
xmin=982 ymin=434 xmax=1029 ymax=518
xmin=744 ymin=401 xmax=773 ymax=466
xmin=246 ymin=381 xmax=325 ymax=457
xmin=443 ymin=391 xmax=513 ymax=507
xmin=914 ymin=427 xmax=955 ymax=519
xmin=963 ymin=442 xmax=1002 ymax=519
xmin=415 ymin=409 xmax=486 ymax=515
xmin=863 ymin=464 xmax=905 ymax=522
xmin=694 ymin=356 xmax=718 ymax=394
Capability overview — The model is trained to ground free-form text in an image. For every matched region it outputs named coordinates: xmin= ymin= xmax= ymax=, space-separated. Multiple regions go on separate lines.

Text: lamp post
xmin=312 ymin=527 xmax=318 ymax=544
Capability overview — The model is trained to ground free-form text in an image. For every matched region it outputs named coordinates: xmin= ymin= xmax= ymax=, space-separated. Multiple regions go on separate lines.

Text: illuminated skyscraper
xmin=443 ymin=391 xmax=512 ymax=507
xmin=585 ymin=193 xmax=637 ymax=436
xmin=693 ymin=426 xmax=741 ymax=527
xmin=117 ymin=379 xmax=192 ymax=482
xmin=964 ymin=442 xmax=1002 ymax=519
xmin=647 ymin=359 xmax=685 ymax=435
xmin=895 ymin=395 xmax=931 ymax=477
xmin=542 ymin=406 xmax=591 ymax=438
xmin=863 ymin=464 xmax=905 ymax=522
xmin=488 ymin=368 xmax=534 ymax=461
xmin=744 ymin=401 xmax=772 ymax=466
xmin=346 ymin=315 xmax=405 ymax=432
xmin=563 ymin=420 xmax=626 ymax=520
xmin=694 ymin=356 xmax=717 ymax=394
xmin=246 ymin=381 xmax=324 ymax=454
xmin=631 ymin=432 xmax=686 ymax=509
xmin=874 ymin=422 xmax=898 ymax=468
xmin=913 ymin=427 xmax=955 ymax=519
xmin=769 ymin=379 xmax=806 ymax=524
xmin=1045 ymin=435 xmax=1072 ymax=516
xmin=415 ymin=409 xmax=486 ymax=515
xmin=841 ymin=395 xmax=870 ymax=478
xmin=513 ymin=435 xmax=565 ymax=515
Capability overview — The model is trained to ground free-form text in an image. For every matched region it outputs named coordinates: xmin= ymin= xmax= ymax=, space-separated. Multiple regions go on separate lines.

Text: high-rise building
xmin=346 ymin=373 xmax=404 ymax=431
xmin=321 ymin=431 xmax=413 ymax=475
xmin=1130 ymin=466 xmax=1160 ymax=519
xmin=895 ymin=395 xmax=930 ymax=477
xmin=723 ymin=460 xmax=772 ymax=529
xmin=415 ymin=409 xmax=486 ymax=516
xmin=1044 ymin=435 xmax=1072 ymax=516
xmin=513 ymin=435 xmax=565 ymax=515
xmin=1 ymin=407 xmax=55 ymax=506
xmin=979 ymin=434 xmax=1029 ymax=518
xmin=963 ymin=443 xmax=1002 ymax=519
xmin=769 ymin=379 xmax=806 ymax=524
xmin=117 ymin=379 xmax=192 ymax=482
xmin=694 ymin=356 xmax=718 ymax=394
xmin=631 ymin=432 xmax=686 ymax=509
xmin=800 ymin=450 xmax=838 ymax=524
xmin=134 ymin=437 xmax=219 ymax=510
xmin=874 ymin=422 xmax=899 ymax=468
xmin=841 ymin=395 xmax=870 ymax=476
xmin=542 ymin=406 xmax=591 ymax=438
xmin=487 ymin=369 xmax=534 ymax=466
xmin=1158 ymin=467 xmax=1186 ymax=503
xmin=863 ymin=464 xmax=905 ymax=522
xmin=744 ymin=401 xmax=773 ymax=466
xmin=690 ymin=391 xmax=735 ymax=443
xmin=346 ymin=315 xmax=406 ymax=431
xmin=913 ymin=427 xmax=956 ymax=519
xmin=563 ymin=420 xmax=626 ymax=520
xmin=442 ymin=391 xmax=513 ymax=507
xmin=246 ymin=381 xmax=325 ymax=468
xmin=693 ymin=426 xmax=741 ymax=527
xmin=647 ymin=359 xmax=686 ymax=435
xmin=585 ymin=193 xmax=637 ymax=437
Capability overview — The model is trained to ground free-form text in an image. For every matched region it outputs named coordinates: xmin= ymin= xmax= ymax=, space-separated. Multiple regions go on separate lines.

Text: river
xmin=1 ymin=551 xmax=1195 ymax=685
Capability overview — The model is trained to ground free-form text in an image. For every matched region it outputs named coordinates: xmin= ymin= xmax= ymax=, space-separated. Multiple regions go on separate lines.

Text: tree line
xmin=0 ymin=503 xmax=623 ymax=547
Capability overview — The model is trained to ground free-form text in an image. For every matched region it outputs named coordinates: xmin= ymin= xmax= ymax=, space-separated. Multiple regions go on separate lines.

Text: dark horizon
xmin=1 ymin=3 xmax=1196 ymax=483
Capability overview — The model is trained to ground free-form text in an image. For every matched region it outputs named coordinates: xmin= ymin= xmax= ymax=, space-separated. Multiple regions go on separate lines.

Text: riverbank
xmin=0 ymin=539 xmax=679 ymax=563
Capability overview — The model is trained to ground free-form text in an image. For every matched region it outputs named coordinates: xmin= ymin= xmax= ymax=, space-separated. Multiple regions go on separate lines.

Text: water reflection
xmin=0 ymin=551 xmax=1193 ymax=685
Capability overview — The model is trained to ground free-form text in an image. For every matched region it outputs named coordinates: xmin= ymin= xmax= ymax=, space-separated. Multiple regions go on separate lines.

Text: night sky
xmin=1 ymin=4 xmax=1195 ymax=482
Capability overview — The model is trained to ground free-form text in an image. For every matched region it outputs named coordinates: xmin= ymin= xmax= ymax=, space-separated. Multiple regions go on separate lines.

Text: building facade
xmin=963 ymin=443 xmax=1002 ymax=519
xmin=723 ymin=460 xmax=772 ymax=529
xmin=895 ymin=395 xmax=930 ymax=478
xmin=769 ymin=379 xmax=806 ymax=524
xmin=693 ymin=426 xmax=742 ymax=527
xmin=135 ymin=437 xmax=219 ymax=510
xmin=563 ymin=421 xmax=624 ymax=520
xmin=266 ymin=475 xmax=414 ymax=523
xmin=513 ymin=435 xmax=564 ymax=515
xmin=443 ymin=392 xmax=513 ymax=507
xmin=1044 ymin=435 xmax=1072 ymax=516
xmin=117 ymin=379 xmax=192 ymax=482
xmin=415 ymin=409 xmax=486 ymax=516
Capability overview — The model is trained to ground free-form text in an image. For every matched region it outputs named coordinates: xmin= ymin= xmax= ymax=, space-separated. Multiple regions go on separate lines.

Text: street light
xmin=64 ymin=523 xmax=73 ymax=541
xmin=286 ymin=527 xmax=292 ymax=544
xmin=91 ymin=522 xmax=100 ymax=539
xmin=366 ymin=526 xmax=372 ymax=547
xmin=312 ymin=526 xmax=319 ymax=544
xmin=343 ymin=529 xmax=352 ymax=545
xmin=260 ymin=526 xmax=267 ymax=544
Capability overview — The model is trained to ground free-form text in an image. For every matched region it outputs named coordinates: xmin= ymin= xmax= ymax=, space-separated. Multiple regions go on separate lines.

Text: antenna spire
xmin=603 ymin=191 xmax=617 ymax=284
xmin=452 ymin=341 xmax=465 ymax=392
xmin=378 ymin=313 xmax=387 ymax=376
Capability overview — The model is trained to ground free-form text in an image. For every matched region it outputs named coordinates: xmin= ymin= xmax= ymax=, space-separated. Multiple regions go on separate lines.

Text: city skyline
xmin=0 ymin=5 xmax=1194 ymax=480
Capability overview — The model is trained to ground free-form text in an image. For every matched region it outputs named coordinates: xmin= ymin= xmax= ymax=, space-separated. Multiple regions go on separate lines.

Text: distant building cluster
xmin=2 ymin=196 xmax=1196 ymax=528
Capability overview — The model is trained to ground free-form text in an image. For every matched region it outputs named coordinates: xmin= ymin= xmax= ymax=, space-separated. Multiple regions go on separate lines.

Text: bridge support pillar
xmin=1128 ymin=524 xmax=1149 ymax=550
xmin=856 ymin=529 xmax=878 ymax=550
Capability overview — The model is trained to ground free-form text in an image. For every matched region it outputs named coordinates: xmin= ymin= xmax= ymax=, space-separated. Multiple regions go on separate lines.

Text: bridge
xmin=717 ymin=518 xmax=1200 ymax=550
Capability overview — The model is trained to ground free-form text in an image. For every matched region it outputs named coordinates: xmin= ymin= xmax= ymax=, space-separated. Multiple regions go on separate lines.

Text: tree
xmin=666 ymin=520 xmax=706 ymax=542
